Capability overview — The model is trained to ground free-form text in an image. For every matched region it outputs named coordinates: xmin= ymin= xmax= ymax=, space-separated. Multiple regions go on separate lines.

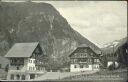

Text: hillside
xmin=101 ymin=37 xmax=127 ymax=54
xmin=101 ymin=37 xmax=128 ymax=67
xmin=0 ymin=2 xmax=101 ymax=68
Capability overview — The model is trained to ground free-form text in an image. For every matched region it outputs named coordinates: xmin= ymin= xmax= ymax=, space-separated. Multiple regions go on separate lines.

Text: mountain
xmin=0 ymin=2 xmax=101 ymax=68
xmin=101 ymin=37 xmax=127 ymax=54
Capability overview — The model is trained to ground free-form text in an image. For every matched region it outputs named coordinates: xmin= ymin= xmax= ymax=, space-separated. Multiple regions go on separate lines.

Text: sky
xmin=42 ymin=1 xmax=127 ymax=48
xmin=3 ymin=1 xmax=127 ymax=48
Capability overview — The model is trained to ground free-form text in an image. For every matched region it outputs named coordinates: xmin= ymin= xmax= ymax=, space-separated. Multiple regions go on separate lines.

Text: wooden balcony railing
xmin=10 ymin=62 xmax=24 ymax=66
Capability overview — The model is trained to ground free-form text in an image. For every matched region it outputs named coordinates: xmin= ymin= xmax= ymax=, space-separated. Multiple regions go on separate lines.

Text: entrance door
xmin=30 ymin=74 xmax=35 ymax=79
xmin=16 ymin=74 xmax=20 ymax=80
xmin=21 ymin=75 xmax=25 ymax=80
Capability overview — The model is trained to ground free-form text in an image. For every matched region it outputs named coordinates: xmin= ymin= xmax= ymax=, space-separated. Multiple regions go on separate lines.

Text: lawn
xmin=0 ymin=69 xmax=7 ymax=80
xmin=61 ymin=68 xmax=127 ymax=82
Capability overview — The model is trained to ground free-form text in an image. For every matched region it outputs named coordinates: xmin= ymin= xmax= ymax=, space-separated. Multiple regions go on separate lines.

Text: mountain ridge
xmin=101 ymin=37 xmax=127 ymax=54
xmin=0 ymin=2 xmax=101 ymax=68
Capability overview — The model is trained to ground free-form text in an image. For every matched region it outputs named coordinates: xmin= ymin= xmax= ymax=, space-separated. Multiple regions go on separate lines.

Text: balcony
xmin=35 ymin=61 xmax=46 ymax=66
xmin=10 ymin=62 xmax=24 ymax=66
xmin=10 ymin=58 xmax=24 ymax=66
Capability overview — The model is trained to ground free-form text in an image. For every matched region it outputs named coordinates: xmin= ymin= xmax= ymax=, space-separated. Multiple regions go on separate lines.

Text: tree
xmin=117 ymin=42 xmax=128 ymax=67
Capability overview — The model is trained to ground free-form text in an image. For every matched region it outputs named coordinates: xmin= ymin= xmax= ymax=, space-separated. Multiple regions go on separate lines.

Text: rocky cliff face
xmin=0 ymin=2 xmax=100 ymax=68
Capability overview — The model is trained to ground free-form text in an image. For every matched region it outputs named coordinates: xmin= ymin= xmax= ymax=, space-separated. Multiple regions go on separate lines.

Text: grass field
xmin=34 ymin=68 xmax=127 ymax=82
xmin=1 ymin=68 xmax=127 ymax=82
xmin=61 ymin=69 xmax=127 ymax=82
xmin=0 ymin=69 xmax=7 ymax=80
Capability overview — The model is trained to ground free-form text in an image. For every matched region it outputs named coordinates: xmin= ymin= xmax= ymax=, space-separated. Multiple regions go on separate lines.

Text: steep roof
xmin=78 ymin=44 xmax=101 ymax=54
xmin=69 ymin=46 xmax=100 ymax=57
xmin=5 ymin=42 xmax=39 ymax=58
xmin=0 ymin=56 xmax=9 ymax=68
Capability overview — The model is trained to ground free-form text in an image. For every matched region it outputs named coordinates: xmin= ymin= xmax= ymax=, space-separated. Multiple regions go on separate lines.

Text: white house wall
xmin=107 ymin=61 xmax=119 ymax=68
xmin=27 ymin=58 xmax=36 ymax=71
xmin=70 ymin=64 xmax=99 ymax=72
xmin=107 ymin=61 xmax=113 ymax=67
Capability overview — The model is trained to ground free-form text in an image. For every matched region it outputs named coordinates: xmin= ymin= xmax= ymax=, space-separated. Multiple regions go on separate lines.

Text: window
xmin=97 ymin=65 xmax=99 ymax=68
xmin=88 ymin=59 xmax=91 ymax=62
xmin=94 ymin=59 xmax=99 ymax=63
xmin=79 ymin=59 xmax=87 ymax=62
xmin=36 ymin=66 xmax=39 ymax=70
xmin=94 ymin=59 xmax=97 ymax=62
xmin=29 ymin=67 xmax=32 ymax=70
xmin=40 ymin=67 xmax=42 ymax=70
xmin=21 ymin=75 xmax=25 ymax=80
xmin=90 ymin=53 xmax=93 ymax=56
xmin=84 ymin=64 xmax=89 ymax=68
xmin=29 ymin=67 xmax=35 ymax=70
xmin=29 ymin=60 xmax=32 ymax=63
xmin=0 ymin=64 xmax=1 ymax=69
xmin=10 ymin=74 xmax=14 ymax=80
xmin=84 ymin=54 xmax=87 ymax=57
xmin=74 ymin=65 xmax=77 ymax=68
xmin=39 ymin=67 xmax=41 ymax=70
xmin=33 ymin=53 xmax=35 ymax=58
xmin=84 ymin=49 xmax=87 ymax=52
xmin=42 ymin=67 xmax=44 ymax=70
xmin=16 ymin=74 xmax=20 ymax=80
xmin=17 ymin=67 xmax=19 ymax=70
xmin=93 ymin=65 xmax=98 ymax=69
xmin=33 ymin=67 xmax=35 ymax=70
xmin=74 ymin=53 xmax=77 ymax=57
xmin=97 ymin=59 xmax=99 ymax=62
xmin=35 ymin=48 xmax=40 ymax=54
xmin=80 ymin=65 xmax=84 ymax=68
xmin=30 ymin=74 xmax=35 ymax=79
xmin=73 ymin=59 xmax=77 ymax=63
xmin=33 ymin=60 xmax=35 ymax=63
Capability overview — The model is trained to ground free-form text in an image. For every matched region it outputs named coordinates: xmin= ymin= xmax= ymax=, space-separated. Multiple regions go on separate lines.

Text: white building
xmin=5 ymin=42 xmax=46 ymax=80
xmin=107 ymin=57 xmax=119 ymax=68
xmin=69 ymin=45 xmax=101 ymax=72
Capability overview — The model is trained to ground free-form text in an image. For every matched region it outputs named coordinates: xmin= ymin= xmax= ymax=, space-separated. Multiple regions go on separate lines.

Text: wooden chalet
xmin=69 ymin=45 xmax=101 ymax=72
xmin=5 ymin=42 xmax=46 ymax=80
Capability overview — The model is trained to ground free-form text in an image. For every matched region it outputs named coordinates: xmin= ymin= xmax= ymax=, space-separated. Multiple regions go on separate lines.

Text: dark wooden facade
xmin=9 ymin=44 xmax=44 ymax=66
xmin=69 ymin=47 xmax=100 ymax=65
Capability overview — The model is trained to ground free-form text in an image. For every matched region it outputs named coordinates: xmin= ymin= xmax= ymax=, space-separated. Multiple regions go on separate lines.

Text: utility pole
xmin=126 ymin=26 xmax=128 ymax=81
xmin=112 ymin=44 xmax=115 ymax=66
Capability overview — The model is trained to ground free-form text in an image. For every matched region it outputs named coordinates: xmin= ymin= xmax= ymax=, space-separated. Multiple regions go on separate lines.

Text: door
xmin=30 ymin=74 xmax=35 ymax=79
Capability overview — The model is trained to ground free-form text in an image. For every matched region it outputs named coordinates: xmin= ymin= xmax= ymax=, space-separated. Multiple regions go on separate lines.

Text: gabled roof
xmin=5 ymin=42 xmax=39 ymax=58
xmin=0 ymin=56 xmax=9 ymax=68
xmin=69 ymin=46 xmax=100 ymax=57
xmin=78 ymin=44 xmax=101 ymax=54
